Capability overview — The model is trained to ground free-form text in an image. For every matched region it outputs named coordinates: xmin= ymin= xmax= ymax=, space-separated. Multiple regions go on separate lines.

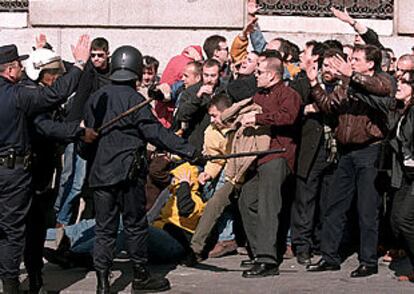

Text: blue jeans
xmin=54 ymin=143 xmax=86 ymax=225
xmin=46 ymin=220 xmax=185 ymax=263
xmin=203 ymin=170 xmax=235 ymax=242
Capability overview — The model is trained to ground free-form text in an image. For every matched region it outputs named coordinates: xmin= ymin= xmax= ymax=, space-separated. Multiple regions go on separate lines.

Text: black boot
xmin=95 ymin=269 xmax=110 ymax=294
xmin=132 ymin=265 xmax=170 ymax=293
xmin=28 ymin=271 xmax=43 ymax=294
xmin=2 ymin=277 xmax=20 ymax=294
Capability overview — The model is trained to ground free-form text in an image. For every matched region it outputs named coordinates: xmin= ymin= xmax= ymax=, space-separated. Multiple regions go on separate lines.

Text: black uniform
xmin=79 ymin=84 xmax=195 ymax=271
xmin=24 ymin=76 xmax=85 ymax=281
xmin=0 ymin=66 xmax=83 ymax=280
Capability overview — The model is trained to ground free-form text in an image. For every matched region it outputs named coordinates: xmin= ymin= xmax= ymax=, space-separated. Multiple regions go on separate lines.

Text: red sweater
xmin=254 ymin=81 xmax=301 ymax=170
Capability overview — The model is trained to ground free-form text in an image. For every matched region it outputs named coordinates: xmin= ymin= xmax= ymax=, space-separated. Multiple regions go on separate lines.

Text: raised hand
xmin=247 ymin=0 xmax=258 ymax=15
xmin=35 ymin=34 xmax=47 ymax=49
xmin=330 ymin=7 xmax=354 ymax=25
xmin=242 ymin=16 xmax=258 ymax=37
xmin=330 ymin=54 xmax=353 ymax=77
xmin=71 ymin=34 xmax=91 ymax=65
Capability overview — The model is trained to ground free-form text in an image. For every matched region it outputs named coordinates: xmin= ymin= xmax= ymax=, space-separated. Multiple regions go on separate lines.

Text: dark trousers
xmin=93 ymin=180 xmax=148 ymax=271
xmin=0 ymin=167 xmax=32 ymax=279
xmin=238 ymin=158 xmax=290 ymax=264
xmin=390 ymin=178 xmax=414 ymax=267
xmin=321 ymin=144 xmax=381 ymax=266
xmin=291 ymin=144 xmax=334 ymax=254
xmin=24 ymin=191 xmax=54 ymax=275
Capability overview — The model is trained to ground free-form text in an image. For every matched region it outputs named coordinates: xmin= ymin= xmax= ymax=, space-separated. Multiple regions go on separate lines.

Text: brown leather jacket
xmin=312 ymin=72 xmax=393 ymax=145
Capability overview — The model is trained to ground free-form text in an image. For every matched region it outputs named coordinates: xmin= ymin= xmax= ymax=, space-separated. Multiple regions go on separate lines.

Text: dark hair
xmin=270 ymin=38 xmax=290 ymax=61
xmin=186 ymin=61 xmax=203 ymax=76
xmin=323 ymin=39 xmax=343 ymax=51
xmin=203 ymin=35 xmax=226 ymax=59
xmin=143 ymin=55 xmax=159 ymax=72
xmin=286 ymin=40 xmax=300 ymax=63
xmin=203 ymin=58 xmax=221 ymax=70
xmin=259 ymin=49 xmax=283 ymax=60
xmin=209 ymin=93 xmax=233 ymax=112
xmin=354 ymin=44 xmax=382 ymax=72
xmin=322 ymin=48 xmax=345 ymax=60
xmin=91 ymin=37 xmax=109 ymax=52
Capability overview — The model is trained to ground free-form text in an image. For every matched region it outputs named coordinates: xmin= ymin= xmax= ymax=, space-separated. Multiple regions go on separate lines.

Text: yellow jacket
xmin=153 ymin=163 xmax=205 ymax=233
xmin=203 ymin=124 xmax=232 ymax=180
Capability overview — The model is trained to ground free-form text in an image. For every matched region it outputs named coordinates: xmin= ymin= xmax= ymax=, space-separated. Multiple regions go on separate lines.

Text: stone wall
xmin=0 ymin=0 xmax=413 ymax=71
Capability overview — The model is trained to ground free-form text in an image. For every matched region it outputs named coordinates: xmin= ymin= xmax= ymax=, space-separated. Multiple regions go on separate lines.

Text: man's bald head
xmin=255 ymin=55 xmax=284 ymax=88
xmin=263 ymin=57 xmax=284 ymax=78
xmin=396 ymin=54 xmax=414 ymax=78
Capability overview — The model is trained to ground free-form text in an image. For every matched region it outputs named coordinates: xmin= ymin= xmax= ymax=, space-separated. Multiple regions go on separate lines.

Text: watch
xmin=75 ymin=60 xmax=86 ymax=67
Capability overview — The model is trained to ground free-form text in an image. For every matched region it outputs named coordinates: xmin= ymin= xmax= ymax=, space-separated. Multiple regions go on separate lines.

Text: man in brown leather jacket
xmin=305 ymin=44 xmax=393 ymax=277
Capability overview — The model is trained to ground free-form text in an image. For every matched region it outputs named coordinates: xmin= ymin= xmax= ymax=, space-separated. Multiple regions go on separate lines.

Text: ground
xmin=6 ymin=252 xmax=414 ymax=293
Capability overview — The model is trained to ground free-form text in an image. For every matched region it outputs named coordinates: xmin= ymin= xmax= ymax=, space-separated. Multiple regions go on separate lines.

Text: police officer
xmin=22 ymin=47 xmax=97 ymax=293
xmin=79 ymin=45 xmax=196 ymax=294
xmin=0 ymin=36 xmax=90 ymax=293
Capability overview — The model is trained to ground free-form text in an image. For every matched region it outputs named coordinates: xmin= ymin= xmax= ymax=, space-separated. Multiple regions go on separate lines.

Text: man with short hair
xmin=238 ymin=55 xmax=301 ymax=278
xmin=55 ymin=37 xmax=112 ymax=230
xmin=306 ymin=45 xmax=393 ymax=277
xmin=0 ymin=37 xmax=90 ymax=293
xmin=291 ymin=48 xmax=342 ymax=266
xmin=203 ymin=35 xmax=228 ymax=66
xmin=176 ymin=59 xmax=227 ymax=152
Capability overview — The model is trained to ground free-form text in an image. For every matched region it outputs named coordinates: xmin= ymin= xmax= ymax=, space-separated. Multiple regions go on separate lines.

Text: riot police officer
xmin=79 ymin=45 xmax=196 ymax=293
xmin=23 ymin=47 xmax=97 ymax=293
xmin=0 ymin=35 xmax=90 ymax=294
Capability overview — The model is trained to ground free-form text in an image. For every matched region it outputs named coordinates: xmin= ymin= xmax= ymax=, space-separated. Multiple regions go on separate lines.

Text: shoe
xmin=208 ymin=240 xmax=238 ymax=258
xmin=240 ymin=259 xmax=256 ymax=268
xmin=242 ymin=262 xmax=279 ymax=278
xmin=132 ymin=265 xmax=170 ymax=293
xmin=296 ymin=251 xmax=311 ymax=266
xmin=43 ymin=247 xmax=74 ymax=269
xmin=306 ymin=259 xmax=340 ymax=272
xmin=1 ymin=278 xmax=20 ymax=294
xmin=96 ymin=269 xmax=111 ymax=294
xmin=28 ymin=271 xmax=43 ymax=293
xmin=350 ymin=265 xmax=378 ymax=278
xmin=180 ymin=251 xmax=203 ymax=267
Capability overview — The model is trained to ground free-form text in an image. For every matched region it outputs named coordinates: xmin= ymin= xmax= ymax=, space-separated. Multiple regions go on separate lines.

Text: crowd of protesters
xmin=1 ymin=0 xmax=414 ymax=293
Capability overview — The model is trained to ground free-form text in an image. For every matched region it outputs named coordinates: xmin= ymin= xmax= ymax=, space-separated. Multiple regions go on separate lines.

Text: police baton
xmin=96 ymin=98 xmax=154 ymax=134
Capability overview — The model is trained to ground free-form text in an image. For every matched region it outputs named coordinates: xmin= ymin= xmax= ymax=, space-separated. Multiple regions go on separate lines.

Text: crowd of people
xmin=1 ymin=1 xmax=414 ymax=293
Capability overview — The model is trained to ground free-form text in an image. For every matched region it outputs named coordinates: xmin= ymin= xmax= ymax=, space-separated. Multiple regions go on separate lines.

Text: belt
xmin=0 ymin=154 xmax=31 ymax=169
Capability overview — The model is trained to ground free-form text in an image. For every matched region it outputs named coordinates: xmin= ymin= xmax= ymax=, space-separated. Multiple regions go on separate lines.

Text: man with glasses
xmin=55 ymin=37 xmax=112 ymax=235
xmin=0 ymin=37 xmax=90 ymax=293
xmin=238 ymin=52 xmax=301 ymax=278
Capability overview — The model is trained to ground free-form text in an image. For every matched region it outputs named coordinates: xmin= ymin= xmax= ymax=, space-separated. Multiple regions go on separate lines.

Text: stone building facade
xmin=0 ymin=0 xmax=413 ymax=71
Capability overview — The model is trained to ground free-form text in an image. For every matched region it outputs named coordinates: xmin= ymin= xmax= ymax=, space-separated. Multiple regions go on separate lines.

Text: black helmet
xmin=109 ymin=45 xmax=143 ymax=82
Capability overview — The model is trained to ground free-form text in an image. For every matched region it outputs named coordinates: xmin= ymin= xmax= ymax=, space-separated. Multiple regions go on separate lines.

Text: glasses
xmin=91 ymin=53 xmax=105 ymax=58
xmin=256 ymin=69 xmax=268 ymax=76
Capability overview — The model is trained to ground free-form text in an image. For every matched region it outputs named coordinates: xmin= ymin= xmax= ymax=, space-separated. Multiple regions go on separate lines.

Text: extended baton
xmin=96 ymin=98 xmax=154 ymax=134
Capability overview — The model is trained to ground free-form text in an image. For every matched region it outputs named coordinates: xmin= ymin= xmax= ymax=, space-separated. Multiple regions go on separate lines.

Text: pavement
xmin=5 ymin=252 xmax=414 ymax=293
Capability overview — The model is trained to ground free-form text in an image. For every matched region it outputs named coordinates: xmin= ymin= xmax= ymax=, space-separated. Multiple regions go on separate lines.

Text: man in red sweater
xmin=239 ymin=52 xmax=301 ymax=278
